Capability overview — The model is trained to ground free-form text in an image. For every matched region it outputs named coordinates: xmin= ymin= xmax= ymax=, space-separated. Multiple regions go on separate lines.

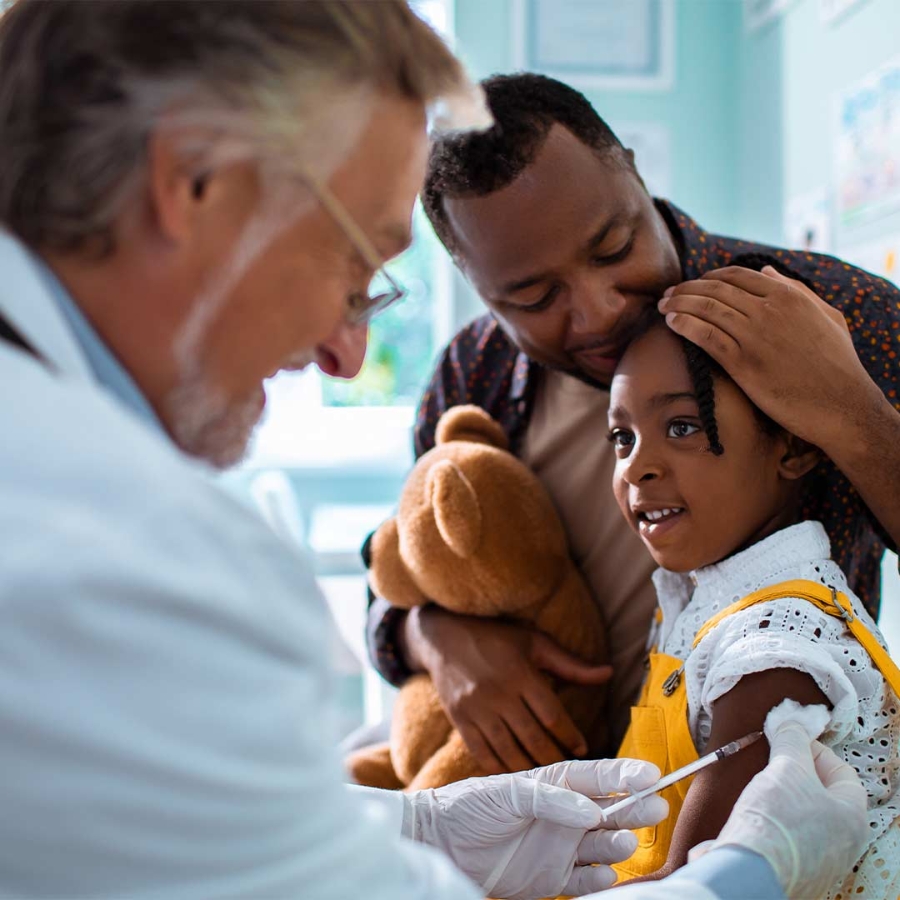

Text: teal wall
xmin=735 ymin=12 xmax=783 ymax=244
xmin=453 ymin=0 xmax=740 ymax=233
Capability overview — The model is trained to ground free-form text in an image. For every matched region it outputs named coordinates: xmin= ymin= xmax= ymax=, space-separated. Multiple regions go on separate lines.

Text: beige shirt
xmin=521 ymin=369 xmax=658 ymax=749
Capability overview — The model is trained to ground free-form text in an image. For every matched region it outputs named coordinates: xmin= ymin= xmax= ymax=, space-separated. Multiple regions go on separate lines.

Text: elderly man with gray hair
xmin=0 ymin=2 xmax=868 ymax=899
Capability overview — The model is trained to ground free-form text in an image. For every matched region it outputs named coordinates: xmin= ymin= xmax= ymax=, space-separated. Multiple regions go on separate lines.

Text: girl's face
xmin=608 ymin=325 xmax=803 ymax=572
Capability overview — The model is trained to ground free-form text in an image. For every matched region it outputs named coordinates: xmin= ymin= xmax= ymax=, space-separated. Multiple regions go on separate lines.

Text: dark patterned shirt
xmin=366 ymin=199 xmax=900 ymax=685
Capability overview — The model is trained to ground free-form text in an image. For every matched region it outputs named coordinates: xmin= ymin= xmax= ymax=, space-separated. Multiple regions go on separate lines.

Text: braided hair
xmin=678 ymin=253 xmax=811 ymax=455
xmin=681 ymin=337 xmax=725 ymax=455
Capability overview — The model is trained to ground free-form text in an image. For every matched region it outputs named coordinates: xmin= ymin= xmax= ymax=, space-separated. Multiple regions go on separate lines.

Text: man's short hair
xmin=0 ymin=0 xmax=470 ymax=256
xmin=422 ymin=72 xmax=626 ymax=257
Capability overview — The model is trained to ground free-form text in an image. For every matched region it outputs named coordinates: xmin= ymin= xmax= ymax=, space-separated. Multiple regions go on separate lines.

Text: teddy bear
xmin=346 ymin=404 xmax=609 ymax=792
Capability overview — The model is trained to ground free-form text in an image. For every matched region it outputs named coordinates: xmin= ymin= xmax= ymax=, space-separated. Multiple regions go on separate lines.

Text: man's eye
xmin=591 ymin=238 xmax=634 ymax=266
xmin=607 ymin=427 xmax=634 ymax=449
xmin=668 ymin=420 xmax=701 ymax=438
xmin=518 ymin=284 xmax=560 ymax=312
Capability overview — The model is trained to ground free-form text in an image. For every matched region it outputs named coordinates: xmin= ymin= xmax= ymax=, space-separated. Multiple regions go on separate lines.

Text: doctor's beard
xmin=163 ymin=370 xmax=264 ymax=468
xmin=165 ymin=347 xmax=317 ymax=469
xmin=163 ymin=189 xmax=315 ymax=468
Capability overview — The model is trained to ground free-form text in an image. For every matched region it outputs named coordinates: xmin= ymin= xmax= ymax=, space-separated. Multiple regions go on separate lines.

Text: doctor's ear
xmin=776 ymin=435 xmax=821 ymax=481
xmin=146 ymin=132 xmax=204 ymax=244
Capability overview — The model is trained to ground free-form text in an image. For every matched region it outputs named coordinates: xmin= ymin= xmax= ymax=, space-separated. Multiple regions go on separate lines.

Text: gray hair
xmin=0 ymin=0 xmax=482 ymax=256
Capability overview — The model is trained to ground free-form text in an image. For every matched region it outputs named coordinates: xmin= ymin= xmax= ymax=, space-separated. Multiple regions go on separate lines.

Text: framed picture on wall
xmin=511 ymin=0 xmax=675 ymax=92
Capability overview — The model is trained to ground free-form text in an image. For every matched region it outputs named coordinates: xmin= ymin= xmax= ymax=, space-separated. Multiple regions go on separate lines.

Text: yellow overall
xmin=611 ymin=578 xmax=900 ymax=883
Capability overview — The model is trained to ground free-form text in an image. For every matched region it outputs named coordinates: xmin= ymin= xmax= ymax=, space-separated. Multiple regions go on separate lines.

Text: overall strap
xmin=692 ymin=578 xmax=900 ymax=698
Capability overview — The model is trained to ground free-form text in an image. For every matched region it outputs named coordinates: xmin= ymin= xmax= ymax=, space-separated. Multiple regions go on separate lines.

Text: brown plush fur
xmin=346 ymin=405 xmax=609 ymax=791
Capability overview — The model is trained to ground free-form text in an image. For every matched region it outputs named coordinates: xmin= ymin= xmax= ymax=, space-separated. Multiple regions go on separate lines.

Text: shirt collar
xmin=30 ymin=252 xmax=165 ymax=436
xmin=511 ymin=350 xmax=531 ymax=400
xmin=653 ymin=521 xmax=833 ymax=604
xmin=655 ymin=198 xmax=736 ymax=280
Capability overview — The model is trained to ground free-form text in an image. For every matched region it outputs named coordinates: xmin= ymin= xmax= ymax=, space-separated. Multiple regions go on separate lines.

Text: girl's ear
xmin=776 ymin=435 xmax=821 ymax=481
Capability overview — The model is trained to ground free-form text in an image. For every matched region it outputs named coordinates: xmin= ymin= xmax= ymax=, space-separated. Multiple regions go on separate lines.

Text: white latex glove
xmin=712 ymin=720 xmax=868 ymax=898
xmin=403 ymin=758 xmax=669 ymax=900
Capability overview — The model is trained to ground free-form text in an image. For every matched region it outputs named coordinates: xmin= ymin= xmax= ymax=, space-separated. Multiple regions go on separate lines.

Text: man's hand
xmin=659 ymin=264 xmax=900 ymax=551
xmin=403 ymin=759 xmax=668 ymax=900
xmin=659 ymin=265 xmax=886 ymax=451
xmin=402 ymin=607 xmax=612 ymax=774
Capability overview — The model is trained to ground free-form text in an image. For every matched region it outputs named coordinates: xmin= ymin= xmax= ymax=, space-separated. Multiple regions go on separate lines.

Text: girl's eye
xmin=607 ymin=427 xmax=635 ymax=450
xmin=668 ymin=420 xmax=701 ymax=439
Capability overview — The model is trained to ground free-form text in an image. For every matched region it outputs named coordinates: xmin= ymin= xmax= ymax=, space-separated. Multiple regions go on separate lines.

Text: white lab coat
xmin=0 ymin=232 xmax=480 ymax=899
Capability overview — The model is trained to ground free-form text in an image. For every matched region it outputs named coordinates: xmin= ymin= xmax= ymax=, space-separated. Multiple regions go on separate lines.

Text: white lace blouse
xmin=649 ymin=521 xmax=900 ymax=899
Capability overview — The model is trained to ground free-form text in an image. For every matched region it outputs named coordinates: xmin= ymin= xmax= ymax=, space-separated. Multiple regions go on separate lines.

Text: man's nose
xmin=569 ymin=274 xmax=629 ymax=336
xmin=315 ymin=320 xmax=369 ymax=380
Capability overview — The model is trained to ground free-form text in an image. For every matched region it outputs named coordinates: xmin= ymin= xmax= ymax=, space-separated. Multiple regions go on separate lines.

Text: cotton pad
xmin=764 ymin=697 xmax=830 ymax=743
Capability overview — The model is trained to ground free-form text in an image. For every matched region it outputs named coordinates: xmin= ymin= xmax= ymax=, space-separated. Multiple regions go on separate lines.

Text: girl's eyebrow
xmin=609 ymin=391 xmax=698 ymax=422
xmin=648 ymin=391 xmax=697 ymax=410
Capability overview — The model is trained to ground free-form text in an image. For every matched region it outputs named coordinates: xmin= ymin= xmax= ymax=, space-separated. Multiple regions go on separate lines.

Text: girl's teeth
xmin=645 ymin=508 xmax=682 ymax=521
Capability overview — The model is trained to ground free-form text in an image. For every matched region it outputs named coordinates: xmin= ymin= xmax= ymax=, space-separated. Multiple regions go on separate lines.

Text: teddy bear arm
xmin=533 ymin=567 xmax=612 ymax=756
xmin=533 ymin=565 xmax=609 ymax=665
xmin=405 ymin=729 xmax=484 ymax=792
xmin=344 ymin=741 xmax=405 ymax=790
xmin=390 ymin=674 xmax=455 ymax=785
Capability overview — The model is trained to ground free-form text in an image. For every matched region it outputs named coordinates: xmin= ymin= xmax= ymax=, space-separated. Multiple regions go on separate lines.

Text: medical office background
xmin=222 ymin=0 xmax=900 ymax=740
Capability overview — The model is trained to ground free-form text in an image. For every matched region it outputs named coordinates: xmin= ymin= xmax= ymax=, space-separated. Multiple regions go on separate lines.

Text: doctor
xmin=0 ymin=2 xmax=866 ymax=899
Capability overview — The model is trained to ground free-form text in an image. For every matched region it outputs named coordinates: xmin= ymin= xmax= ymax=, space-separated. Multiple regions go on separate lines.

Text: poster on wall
xmin=783 ymin=187 xmax=832 ymax=253
xmin=839 ymin=232 xmax=900 ymax=285
xmin=835 ymin=58 xmax=900 ymax=227
xmin=511 ymin=0 xmax=674 ymax=91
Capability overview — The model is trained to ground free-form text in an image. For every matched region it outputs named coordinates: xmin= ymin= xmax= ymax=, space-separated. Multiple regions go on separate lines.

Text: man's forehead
xmin=443 ymin=126 xmax=632 ymax=279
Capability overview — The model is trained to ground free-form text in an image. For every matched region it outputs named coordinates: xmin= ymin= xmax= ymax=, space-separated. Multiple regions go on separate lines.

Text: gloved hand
xmin=403 ymin=758 xmax=669 ymax=900
xmin=712 ymin=720 xmax=868 ymax=898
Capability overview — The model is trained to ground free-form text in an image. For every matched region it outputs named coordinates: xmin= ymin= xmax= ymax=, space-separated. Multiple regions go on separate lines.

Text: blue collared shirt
xmin=31 ymin=252 xmax=165 ymax=436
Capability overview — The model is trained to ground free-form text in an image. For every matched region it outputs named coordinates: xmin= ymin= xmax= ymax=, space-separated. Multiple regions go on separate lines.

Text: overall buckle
xmin=830 ymin=585 xmax=854 ymax=623
xmin=662 ymin=665 xmax=684 ymax=696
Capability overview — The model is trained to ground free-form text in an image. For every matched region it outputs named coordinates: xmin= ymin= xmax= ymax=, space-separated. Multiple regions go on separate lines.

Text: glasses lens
xmin=368 ymin=270 xmax=394 ymax=300
xmin=351 ymin=271 xmax=403 ymax=324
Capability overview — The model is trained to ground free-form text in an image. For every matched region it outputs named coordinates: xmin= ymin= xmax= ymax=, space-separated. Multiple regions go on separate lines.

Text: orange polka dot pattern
xmin=367 ymin=200 xmax=900 ymax=685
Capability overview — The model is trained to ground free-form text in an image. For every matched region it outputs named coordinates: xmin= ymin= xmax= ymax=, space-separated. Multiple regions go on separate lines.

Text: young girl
xmin=606 ymin=286 xmax=900 ymax=897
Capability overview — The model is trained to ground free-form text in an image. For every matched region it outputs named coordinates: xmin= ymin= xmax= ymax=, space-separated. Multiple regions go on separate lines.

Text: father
xmin=366 ymin=72 xmax=900 ymax=769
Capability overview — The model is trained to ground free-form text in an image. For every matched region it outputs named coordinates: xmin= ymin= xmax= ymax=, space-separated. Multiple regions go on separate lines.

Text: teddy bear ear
xmin=427 ymin=459 xmax=482 ymax=558
xmin=435 ymin=405 xmax=509 ymax=450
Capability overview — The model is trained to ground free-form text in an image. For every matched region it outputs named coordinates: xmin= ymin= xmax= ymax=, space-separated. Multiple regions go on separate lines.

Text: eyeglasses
xmin=298 ymin=168 xmax=407 ymax=326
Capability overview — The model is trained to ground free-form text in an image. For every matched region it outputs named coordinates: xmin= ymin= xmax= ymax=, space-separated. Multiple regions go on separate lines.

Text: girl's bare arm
xmin=639 ymin=667 xmax=830 ymax=882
